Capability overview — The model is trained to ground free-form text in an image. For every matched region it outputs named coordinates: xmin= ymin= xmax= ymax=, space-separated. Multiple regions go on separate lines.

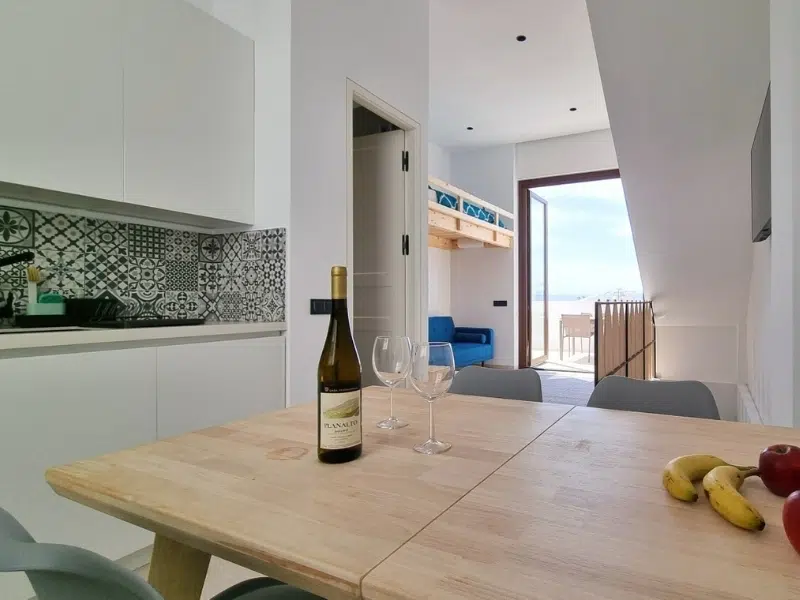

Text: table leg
xmin=148 ymin=534 xmax=211 ymax=600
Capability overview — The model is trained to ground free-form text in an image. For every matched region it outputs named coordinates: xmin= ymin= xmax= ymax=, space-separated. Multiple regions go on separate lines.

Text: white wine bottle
xmin=318 ymin=266 xmax=362 ymax=463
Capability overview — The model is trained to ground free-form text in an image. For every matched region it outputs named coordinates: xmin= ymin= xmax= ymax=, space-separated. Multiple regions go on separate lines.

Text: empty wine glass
xmin=408 ymin=342 xmax=456 ymax=454
xmin=372 ymin=336 xmax=412 ymax=429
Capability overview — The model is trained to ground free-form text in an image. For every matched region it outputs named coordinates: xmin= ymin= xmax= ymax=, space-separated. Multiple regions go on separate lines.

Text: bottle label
xmin=319 ymin=390 xmax=362 ymax=450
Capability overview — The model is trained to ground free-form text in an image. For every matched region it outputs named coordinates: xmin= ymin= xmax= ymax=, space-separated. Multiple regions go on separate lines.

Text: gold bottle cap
xmin=331 ymin=265 xmax=347 ymax=299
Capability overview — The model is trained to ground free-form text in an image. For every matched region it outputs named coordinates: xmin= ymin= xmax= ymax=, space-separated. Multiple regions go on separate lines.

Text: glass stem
xmin=389 ymin=385 xmax=394 ymax=418
xmin=428 ymin=401 xmax=435 ymax=441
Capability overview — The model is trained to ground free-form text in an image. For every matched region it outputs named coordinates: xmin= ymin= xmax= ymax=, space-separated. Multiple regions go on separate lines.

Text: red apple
xmin=759 ymin=445 xmax=800 ymax=497
xmin=784 ymin=491 xmax=800 ymax=554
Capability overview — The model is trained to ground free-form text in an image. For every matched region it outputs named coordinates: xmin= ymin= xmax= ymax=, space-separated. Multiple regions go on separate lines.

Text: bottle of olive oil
xmin=318 ymin=266 xmax=362 ymax=463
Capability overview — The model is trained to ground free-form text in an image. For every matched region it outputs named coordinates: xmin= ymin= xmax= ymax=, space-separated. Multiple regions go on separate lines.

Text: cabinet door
xmin=124 ymin=0 xmax=255 ymax=224
xmin=157 ymin=337 xmax=285 ymax=438
xmin=0 ymin=0 xmax=124 ymax=201
xmin=0 ymin=348 xmax=157 ymax=600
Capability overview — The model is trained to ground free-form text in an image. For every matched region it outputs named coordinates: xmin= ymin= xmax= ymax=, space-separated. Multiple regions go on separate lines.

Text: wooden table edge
xmin=357 ymin=404 xmax=577 ymax=598
xmin=45 ymin=468 xmax=358 ymax=600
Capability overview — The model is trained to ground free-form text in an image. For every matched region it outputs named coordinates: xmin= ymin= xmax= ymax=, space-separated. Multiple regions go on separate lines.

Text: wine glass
xmin=408 ymin=342 xmax=456 ymax=454
xmin=372 ymin=336 xmax=412 ymax=429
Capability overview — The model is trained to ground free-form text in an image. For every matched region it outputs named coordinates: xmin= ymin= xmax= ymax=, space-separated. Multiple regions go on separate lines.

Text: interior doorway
xmin=347 ymin=82 xmax=422 ymax=387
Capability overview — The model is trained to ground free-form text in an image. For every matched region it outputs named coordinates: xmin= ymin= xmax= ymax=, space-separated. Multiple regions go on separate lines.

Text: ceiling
xmin=429 ymin=0 xmax=609 ymax=148
xmin=586 ymin=0 xmax=769 ymax=327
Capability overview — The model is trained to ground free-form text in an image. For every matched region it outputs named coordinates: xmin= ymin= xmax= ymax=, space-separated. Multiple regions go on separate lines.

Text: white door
xmin=353 ymin=130 xmax=407 ymax=387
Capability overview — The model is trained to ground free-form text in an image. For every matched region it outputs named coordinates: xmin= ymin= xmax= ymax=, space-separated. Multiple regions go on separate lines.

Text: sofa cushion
xmin=451 ymin=342 xmax=493 ymax=367
xmin=429 ymin=316 xmax=455 ymax=343
xmin=453 ymin=332 xmax=486 ymax=345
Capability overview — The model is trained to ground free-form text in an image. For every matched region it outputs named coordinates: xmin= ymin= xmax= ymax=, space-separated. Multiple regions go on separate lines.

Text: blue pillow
xmin=435 ymin=190 xmax=458 ymax=210
xmin=453 ymin=332 xmax=487 ymax=344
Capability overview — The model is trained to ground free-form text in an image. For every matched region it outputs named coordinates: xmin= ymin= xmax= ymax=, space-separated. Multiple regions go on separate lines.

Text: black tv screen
xmin=752 ymin=85 xmax=771 ymax=242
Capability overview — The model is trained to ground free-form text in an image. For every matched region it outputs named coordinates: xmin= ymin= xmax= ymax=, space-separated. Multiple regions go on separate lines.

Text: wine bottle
xmin=318 ymin=265 xmax=362 ymax=463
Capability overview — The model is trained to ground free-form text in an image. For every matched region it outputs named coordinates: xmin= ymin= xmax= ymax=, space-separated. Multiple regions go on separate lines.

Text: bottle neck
xmin=331 ymin=298 xmax=349 ymax=321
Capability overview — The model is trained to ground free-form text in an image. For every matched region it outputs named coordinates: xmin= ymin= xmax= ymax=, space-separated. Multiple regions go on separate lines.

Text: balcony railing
xmin=594 ymin=300 xmax=655 ymax=385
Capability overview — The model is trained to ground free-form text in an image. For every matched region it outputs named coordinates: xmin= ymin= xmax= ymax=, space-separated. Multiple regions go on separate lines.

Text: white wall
xmin=656 ymin=325 xmax=740 ymax=421
xmin=428 ymin=142 xmax=451 ymax=316
xmin=746 ymin=237 xmax=771 ymax=422
xmin=211 ymin=0 xmax=291 ymax=230
xmin=289 ymin=0 xmax=429 ymax=404
xmin=428 ymin=248 xmax=451 ymax=316
xmin=516 ymin=129 xmax=618 ymax=180
xmin=449 ymin=144 xmax=517 ymax=367
xmin=758 ymin=0 xmax=800 ymax=426
xmin=428 ymin=142 xmax=451 ymax=180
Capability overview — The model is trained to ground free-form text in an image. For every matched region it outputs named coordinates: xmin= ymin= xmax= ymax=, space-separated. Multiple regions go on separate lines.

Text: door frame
xmin=345 ymin=79 xmax=424 ymax=345
xmin=517 ymin=169 xmax=621 ymax=368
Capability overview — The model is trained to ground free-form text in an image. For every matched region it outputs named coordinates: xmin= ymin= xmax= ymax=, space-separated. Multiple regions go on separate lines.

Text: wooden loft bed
xmin=427 ymin=177 xmax=515 ymax=250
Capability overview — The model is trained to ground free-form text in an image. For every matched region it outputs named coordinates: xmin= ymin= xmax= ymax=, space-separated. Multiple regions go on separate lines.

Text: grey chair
xmin=449 ymin=366 xmax=542 ymax=402
xmin=587 ymin=376 xmax=720 ymax=420
xmin=0 ymin=507 xmax=320 ymax=600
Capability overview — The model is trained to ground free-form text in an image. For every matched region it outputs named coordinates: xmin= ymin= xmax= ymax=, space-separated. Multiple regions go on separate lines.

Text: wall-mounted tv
xmin=752 ymin=84 xmax=771 ymax=242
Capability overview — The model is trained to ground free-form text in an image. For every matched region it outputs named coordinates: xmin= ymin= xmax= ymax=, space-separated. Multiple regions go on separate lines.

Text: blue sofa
xmin=428 ymin=316 xmax=494 ymax=368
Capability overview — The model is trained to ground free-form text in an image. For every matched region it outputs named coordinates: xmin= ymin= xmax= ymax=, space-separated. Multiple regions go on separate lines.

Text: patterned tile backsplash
xmin=0 ymin=204 xmax=286 ymax=323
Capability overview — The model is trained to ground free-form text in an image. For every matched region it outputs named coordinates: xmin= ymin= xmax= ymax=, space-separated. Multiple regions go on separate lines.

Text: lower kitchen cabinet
xmin=156 ymin=336 xmax=286 ymax=438
xmin=0 ymin=348 xmax=157 ymax=600
xmin=0 ymin=334 xmax=286 ymax=599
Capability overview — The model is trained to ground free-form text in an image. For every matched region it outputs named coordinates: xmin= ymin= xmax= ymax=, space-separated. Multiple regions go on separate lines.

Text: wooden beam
xmin=428 ymin=235 xmax=456 ymax=250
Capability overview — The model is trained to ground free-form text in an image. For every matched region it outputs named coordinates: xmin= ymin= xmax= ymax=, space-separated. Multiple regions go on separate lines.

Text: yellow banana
xmin=702 ymin=465 xmax=765 ymax=531
xmin=662 ymin=454 xmax=738 ymax=502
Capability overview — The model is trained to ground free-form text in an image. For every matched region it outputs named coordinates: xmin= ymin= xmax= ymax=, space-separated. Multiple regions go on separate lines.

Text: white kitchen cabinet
xmin=0 ymin=0 xmax=124 ymax=202
xmin=0 ymin=348 xmax=157 ymax=600
xmin=124 ymin=0 xmax=255 ymax=224
xmin=157 ymin=336 xmax=285 ymax=438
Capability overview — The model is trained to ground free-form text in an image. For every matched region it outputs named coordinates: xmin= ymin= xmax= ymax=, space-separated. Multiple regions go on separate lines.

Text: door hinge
xmin=401 ymin=150 xmax=409 ymax=172
xmin=402 ymin=234 xmax=410 ymax=256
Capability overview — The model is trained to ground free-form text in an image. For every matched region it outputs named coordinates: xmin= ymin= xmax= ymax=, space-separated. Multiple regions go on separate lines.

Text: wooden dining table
xmin=46 ymin=387 xmax=800 ymax=599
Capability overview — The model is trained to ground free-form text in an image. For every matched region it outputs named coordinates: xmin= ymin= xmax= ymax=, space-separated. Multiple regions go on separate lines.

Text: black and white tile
xmin=86 ymin=219 xmax=127 ymax=255
xmin=129 ymin=224 xmax=166 ymax=259
xmin=165 ymin=229 xmax=198 ymax=261
xmin=36 ymin=211 xmax=85 ymax=253
xmin=38 ymin=250 xmax=84 ymax=297
xmin=165 ymin=261 xmax=198 ymax=291
xmin=164 ymin=290 xmax=206 ymax=319
xmin=84 ymin=252 xmax=129 ymax=297
xmin=199 ymin=234 xmax=224 ymax=263
xmin=0 ymin=203 xmax=286 ymax=323
xmin=129 ymin=257 xmax=166 ymax=297
xmin=0 ymin=207 xmax=34 ymax=248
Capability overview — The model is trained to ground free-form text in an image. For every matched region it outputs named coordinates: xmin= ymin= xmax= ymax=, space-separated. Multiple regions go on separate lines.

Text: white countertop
xmin=0 ymin=321 xmax=286 ymax=354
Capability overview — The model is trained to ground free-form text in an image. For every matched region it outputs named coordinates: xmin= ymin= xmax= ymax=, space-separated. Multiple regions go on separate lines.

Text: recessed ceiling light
xmin=466 ymin=126 xmax=474 ymax=131
xmin=569 ymin=107 xmax=577 ymax=112
xmin=516 ymin=35 xmax=527 ymax=42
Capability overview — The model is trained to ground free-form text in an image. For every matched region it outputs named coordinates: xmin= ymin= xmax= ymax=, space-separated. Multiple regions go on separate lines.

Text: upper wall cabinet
xmin=0 ymin=0 xmax=124 ymax=202
xmin=124 ymin=0 xmax=255 ymax=224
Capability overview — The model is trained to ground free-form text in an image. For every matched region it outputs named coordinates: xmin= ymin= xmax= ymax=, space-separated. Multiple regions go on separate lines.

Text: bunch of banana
xmin=662 ymin=454 xmax=737 ymax=502
xmin=703 ymin=465 xmax=765 ymax=531
xmin=662 ymin=454 xmax=765 ymax=531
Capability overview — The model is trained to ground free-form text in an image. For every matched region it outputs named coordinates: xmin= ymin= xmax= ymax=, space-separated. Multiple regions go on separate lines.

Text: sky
xmin=531 ymin=178 xmax=643 ymax=299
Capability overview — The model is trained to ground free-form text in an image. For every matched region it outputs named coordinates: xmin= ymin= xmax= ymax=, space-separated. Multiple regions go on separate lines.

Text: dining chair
xmin=587 ymin=376 xmax=721 ymax=420
xmin=0 ymin=507 xmax=321 ymax=600
xmin=449 ymin=365 xmax=542 ymax=402
xmin=560 ymin=314 xmax=594 ymax=361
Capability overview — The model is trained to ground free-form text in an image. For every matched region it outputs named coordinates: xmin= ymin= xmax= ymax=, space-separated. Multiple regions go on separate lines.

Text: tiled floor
xmin=537 ymin=369 xmax=594 ymax=406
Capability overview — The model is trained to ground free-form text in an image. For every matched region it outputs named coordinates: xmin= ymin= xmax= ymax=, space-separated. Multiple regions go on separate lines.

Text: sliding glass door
xmin=529 ymin=191 xmax=548 ymax=366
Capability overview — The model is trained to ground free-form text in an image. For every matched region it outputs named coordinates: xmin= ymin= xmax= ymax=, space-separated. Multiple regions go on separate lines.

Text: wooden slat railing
xmin=594 ymin=300 xmax=655 ymax=385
